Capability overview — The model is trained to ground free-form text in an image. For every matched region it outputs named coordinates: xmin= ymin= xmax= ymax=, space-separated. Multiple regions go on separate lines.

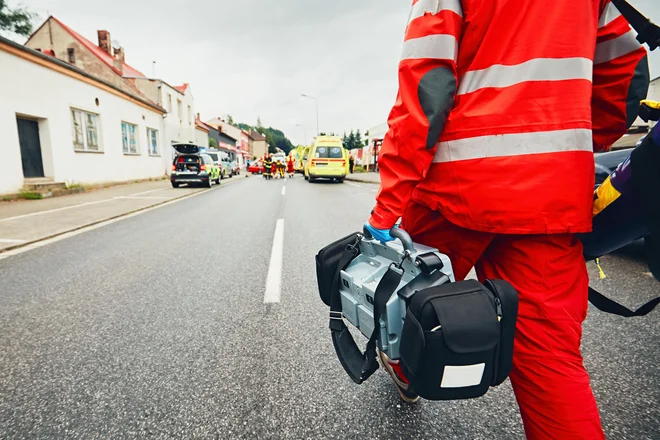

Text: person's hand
xmin=364 ymin=223 xmax=394 ymax=243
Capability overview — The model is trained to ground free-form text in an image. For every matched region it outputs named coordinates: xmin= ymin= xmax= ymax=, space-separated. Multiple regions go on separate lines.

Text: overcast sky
xmin=15 ymin=0 xmax=660 ymax=146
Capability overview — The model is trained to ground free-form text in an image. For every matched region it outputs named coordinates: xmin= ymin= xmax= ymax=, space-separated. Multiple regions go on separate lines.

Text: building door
xmin=17 ymin=117 xmax=44 ymax=178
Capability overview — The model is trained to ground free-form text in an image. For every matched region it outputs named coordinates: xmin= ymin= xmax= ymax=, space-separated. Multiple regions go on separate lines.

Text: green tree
xmin=346 ymin=130 xmax=356 ymax=150
xmin=354 ymin=129 xmax=362 ymax=150
xmin=226 ymin=114 xmax=234 ymax=125
xmin=208 ymin=137 xmax=218 ymax=149
xmin=0 ymin=1 xmax=34 ymax=36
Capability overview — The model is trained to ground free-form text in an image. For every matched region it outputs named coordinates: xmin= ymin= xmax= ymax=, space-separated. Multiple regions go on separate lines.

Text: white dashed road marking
xmin=264 ymin=219 xmax=284 ymax=304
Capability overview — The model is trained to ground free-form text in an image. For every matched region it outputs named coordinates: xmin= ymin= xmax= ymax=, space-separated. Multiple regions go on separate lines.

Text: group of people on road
xmin=262 ymin=153 xmax=295 ymax=180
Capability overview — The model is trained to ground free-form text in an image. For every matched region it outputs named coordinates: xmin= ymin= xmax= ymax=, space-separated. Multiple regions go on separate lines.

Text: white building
xmin=206 ymin=118 xmax=249 ymax=168
xmin=194 ymin=119 xmax=210 ymax=148
xmin=133 ymin=80 xmax=197 ymax=167
xmin=360 ymin=122 xmax=388 ymax=168
xmin=0 ymin=35 xmax=167 ymax=195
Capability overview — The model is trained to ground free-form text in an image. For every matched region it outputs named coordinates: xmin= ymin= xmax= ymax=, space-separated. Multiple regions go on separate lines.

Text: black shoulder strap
xmin=329 ymin=258 xmax=403 ymax=384
xmin=612 ymin=0 xmax=660 ymax=50
xmin=589 ymin=286 xmax=660 ymax=317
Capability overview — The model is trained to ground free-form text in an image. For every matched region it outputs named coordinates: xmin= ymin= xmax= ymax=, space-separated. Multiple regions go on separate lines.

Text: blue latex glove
xmin=364 ymin=223 xmax=394 ymax=243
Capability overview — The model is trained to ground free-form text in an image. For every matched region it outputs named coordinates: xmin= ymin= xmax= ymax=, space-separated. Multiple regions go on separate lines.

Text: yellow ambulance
xmin=304 ymin=136 xmax=349 ymax=183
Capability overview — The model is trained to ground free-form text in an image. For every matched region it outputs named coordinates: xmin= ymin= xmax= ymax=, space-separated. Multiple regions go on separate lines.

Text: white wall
xmin=160 ymin=83 xmax=196 ymax=169
xmin=195 ymin=128 xmax=209 ymax=149
xmin=0 ymin=49 xmax=166 ymax=195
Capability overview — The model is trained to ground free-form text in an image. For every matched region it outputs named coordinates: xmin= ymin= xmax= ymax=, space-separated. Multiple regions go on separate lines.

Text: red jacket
xmin=370 ymin=0 xmax=649 ymax=234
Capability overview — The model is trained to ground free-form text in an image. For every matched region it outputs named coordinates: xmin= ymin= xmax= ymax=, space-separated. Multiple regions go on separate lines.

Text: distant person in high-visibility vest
xmin=263 ymin=154 xmax=273 ymax=180
xmin=364 ymin=1 xmax=649 ymax=439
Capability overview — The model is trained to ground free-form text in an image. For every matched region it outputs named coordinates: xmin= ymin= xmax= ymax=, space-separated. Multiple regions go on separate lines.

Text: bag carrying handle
xmin=362 ymin=225 xmax=417 ymax=254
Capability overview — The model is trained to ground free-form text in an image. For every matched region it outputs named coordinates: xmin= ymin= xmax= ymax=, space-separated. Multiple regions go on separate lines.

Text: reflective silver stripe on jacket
xmin=598 ymin=2 xmax=622 ymax=28
xmin=433 ymin=129 xmax=593 ymax=163
xmin=457 ymin=58 xmax=593 ymax=95
xmin=595 ymin=29 xmax=642 ymax=64
xmin=408 ymin=0 xmax=463 ymax=25
xmin=401 ymin=34 xmax=458 ymax=62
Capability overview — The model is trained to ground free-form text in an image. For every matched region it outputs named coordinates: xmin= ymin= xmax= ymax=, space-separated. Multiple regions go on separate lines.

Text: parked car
xmin=594 ymin=148 xmax=632 ymax=187
xmin=171 ymin=144 xmax=220 ymax=188
xmin=636 ymin=134 xmax=647 ymax=148
xmin=248 ymin=159 xmax=264 ymax=174
xmin=231 ymin=161 xmax=241 ymax=176
xmin=220 ymin=154 xmax=233 ymax=179
xmin=207 ymin=151 xmax=233 ymax=179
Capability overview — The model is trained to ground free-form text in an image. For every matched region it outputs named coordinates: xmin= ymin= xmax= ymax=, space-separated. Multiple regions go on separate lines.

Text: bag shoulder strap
xmin=589 ymin=286 xmax=660 ymax=317
xmin=329 ymin=253 xmax=403 ymax=384
xmin=611 ymin=0 xmax=660 ymax=50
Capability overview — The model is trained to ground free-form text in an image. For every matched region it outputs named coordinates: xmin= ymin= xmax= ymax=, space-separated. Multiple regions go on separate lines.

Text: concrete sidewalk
xmin=345 ymin=172 xmax=381 ymax=184
xmin=0 ymin=179 xmax=241 ymax=253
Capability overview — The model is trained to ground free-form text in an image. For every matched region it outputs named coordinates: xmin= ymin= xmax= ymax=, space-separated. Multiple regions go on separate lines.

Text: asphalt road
xmin=0 ymin=175 xmax=658 ymax=439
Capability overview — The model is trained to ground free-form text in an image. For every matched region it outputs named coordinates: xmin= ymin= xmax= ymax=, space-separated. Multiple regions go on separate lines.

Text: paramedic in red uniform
xmin=366 ymin=1 xmax=649 ymax=438
xmin=287 ymin=154 xmax=295 ymax=178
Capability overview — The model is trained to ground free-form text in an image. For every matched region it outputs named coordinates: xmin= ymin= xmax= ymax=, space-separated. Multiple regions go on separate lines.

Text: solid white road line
xmin=114 ymin=196 xmax=172 ymax=200
xmin=0 ymin=185 xmax=226 ymax=260
xmin=281 ymin=186 xmax=286 ymax=196
xmin=0 ymin=199 xmax=113 ymax=223
xmin=0 ymin=238 xmax=25 ymax=243
xmin=264 ymin=219 xmax=284 ymax=304
xmin=128 ymin=188 xmax=166 ymax=197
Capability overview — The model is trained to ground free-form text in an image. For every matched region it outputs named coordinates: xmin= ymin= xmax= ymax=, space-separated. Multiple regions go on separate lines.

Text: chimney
xmin=196 ymin=113 xmax=200 ymax=120
xmin=97 ymin=30 xmax=111 ymax=54
xmin=113 ymin=53 xmax=123 ymax=75
xmin=114 ymin=46 xmax=125 ymax=63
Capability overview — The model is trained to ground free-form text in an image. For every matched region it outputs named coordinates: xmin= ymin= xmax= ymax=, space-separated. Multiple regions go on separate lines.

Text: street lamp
xmin=296 ymin=124 xmax=307 ymax=145
xmin=301 ymin=94 xmax=319 ymax=136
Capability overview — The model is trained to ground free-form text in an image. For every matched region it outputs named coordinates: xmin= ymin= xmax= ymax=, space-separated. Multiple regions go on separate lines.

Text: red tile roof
xmin=52 ymin=16 xmax=146 ymax=78
xmin=173 ymin=83 xmax=189 ymax=94
xmin=248 ymin=130 xmax=266 ymax=141
xmin=195 ymin=118 xmax=211 ymax=133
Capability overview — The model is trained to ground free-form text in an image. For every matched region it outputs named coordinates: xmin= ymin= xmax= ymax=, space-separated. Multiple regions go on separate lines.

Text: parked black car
xmin=170 ymin=144 xmax=220 ymax=188
xmin=594 ymin=148 xmax=632 ymax=187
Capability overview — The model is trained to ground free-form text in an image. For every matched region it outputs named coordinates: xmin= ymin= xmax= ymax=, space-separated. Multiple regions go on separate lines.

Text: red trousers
xmin=401 ymin=201 xmax=604 ymax=440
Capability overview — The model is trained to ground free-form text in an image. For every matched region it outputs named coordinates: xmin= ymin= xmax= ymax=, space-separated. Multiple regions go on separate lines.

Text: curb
xmin=345 ymin=176 xmax=381 ymax=185
xmin=0 ymin=178 xmax=243 ymax=255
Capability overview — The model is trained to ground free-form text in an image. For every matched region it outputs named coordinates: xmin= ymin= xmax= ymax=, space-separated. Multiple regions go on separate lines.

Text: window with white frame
xmin=71 ymin=108 xmax=100 ymax=151
xmin=167 ymin=94 xmax=172 ymax=112
xmin=121 ymin=122 xmax=138 ymax=154
xmin=187 ymin=105 xmax=192 ymax=125
xmin=147 ymin=128 xmax=159 ymax=155
xmin=177 ymin=99 xmax=182 ymax=121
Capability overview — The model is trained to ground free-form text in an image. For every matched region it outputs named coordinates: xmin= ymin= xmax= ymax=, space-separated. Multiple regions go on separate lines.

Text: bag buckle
xmin=329 ymin=311 xmax=344 ymax=321
xmin=394 ymin=249 xmax=412 ymax=271
xmin=346 ymin=235 xmax=362 ymax=253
